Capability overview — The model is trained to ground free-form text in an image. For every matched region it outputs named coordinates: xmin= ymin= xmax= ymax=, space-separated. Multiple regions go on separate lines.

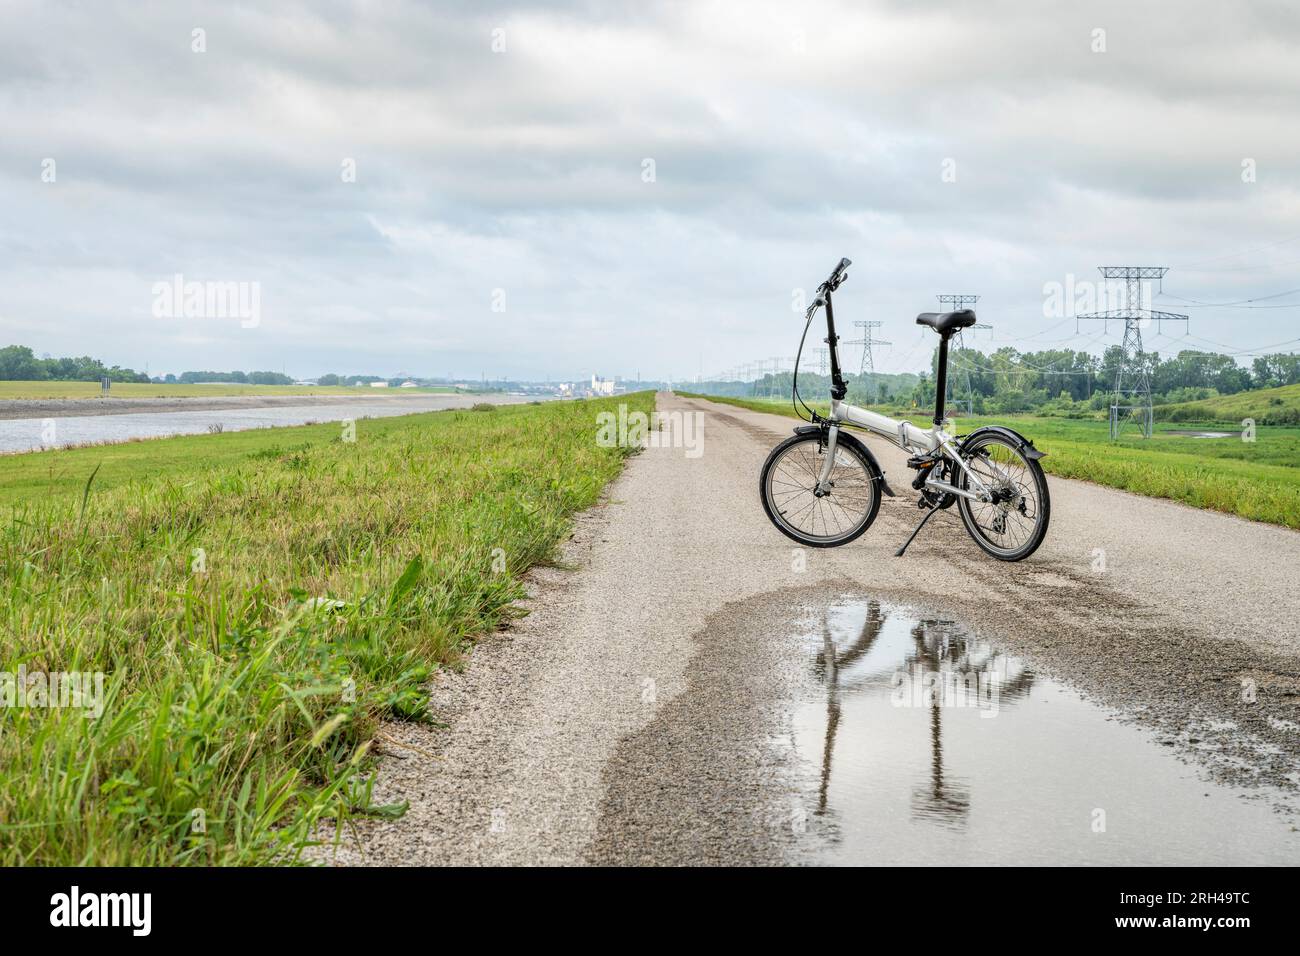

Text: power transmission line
xmin=1167 ymin=332 xmax=1300 ymax=356
xmin=1158 ymin=288 xmax=1300 ymax=308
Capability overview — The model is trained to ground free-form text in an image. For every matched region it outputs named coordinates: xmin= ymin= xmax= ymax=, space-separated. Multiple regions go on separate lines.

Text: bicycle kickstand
xmin=894 ymin=503 xmax=941 ymax=558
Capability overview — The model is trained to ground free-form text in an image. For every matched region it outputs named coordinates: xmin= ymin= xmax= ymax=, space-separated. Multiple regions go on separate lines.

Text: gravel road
xmin=321 ymin=392 xmax=1300 ymax=866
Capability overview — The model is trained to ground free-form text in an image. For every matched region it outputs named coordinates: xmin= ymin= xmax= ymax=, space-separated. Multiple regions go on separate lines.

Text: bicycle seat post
xmin=914 ymin=309 xmax=976 ymax=426
xmin=933 ymin=331 xmax=949 ymax=427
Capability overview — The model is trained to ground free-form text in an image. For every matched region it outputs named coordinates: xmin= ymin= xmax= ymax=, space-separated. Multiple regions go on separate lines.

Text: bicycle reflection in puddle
xmin=794 ymin=598 xmax=1298 ymax=864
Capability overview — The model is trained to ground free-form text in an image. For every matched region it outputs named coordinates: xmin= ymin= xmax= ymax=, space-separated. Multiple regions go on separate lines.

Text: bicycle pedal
xmin=908 ymin=455 xmax=940 ymax=490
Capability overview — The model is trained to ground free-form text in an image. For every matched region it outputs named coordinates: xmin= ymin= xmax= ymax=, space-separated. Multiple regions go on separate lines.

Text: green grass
xmin=0 ymin=393 xmax=652 ymax=864
xmin=0 ymin=417 xmax=465 ymax=509
xmin=0 ymin=381 xmax=460 ymax=399
xmin=1157 ymin=382 xmax=1300 ymax=426
xmin=681 ymin=392 xmax=1300 ymax=530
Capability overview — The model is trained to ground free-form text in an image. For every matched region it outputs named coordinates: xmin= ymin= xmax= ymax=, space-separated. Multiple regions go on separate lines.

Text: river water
xmin=0 ymin=395 xmax=539 ymax=454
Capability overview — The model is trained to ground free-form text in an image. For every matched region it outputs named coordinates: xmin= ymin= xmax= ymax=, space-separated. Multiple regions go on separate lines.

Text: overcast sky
xmin=2 ymin=0 xmax=1298 ymax=381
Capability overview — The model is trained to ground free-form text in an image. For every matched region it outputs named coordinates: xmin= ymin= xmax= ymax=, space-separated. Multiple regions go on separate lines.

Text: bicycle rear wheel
xmin=955 ymin=434 xmax=1050 ymax=561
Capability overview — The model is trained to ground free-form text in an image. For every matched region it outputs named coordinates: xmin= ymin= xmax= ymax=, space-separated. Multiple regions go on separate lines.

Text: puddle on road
xmin=791 ymin=599 xmax=1300 ymax=865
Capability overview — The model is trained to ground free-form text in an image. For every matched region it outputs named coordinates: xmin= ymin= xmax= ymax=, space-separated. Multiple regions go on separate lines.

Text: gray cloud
xmin=1 ymin=0 xmax=1297 ymax=380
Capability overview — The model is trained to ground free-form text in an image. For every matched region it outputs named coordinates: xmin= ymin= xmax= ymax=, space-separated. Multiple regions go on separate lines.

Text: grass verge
xmin=0 ymin=415 xmax=496 ymax=508
xmin=681 ymin=392 xmax=1300 ymax=530
xmin=1157 ymin=382 xmax=1300 ymax=426
xmin=0 ymin=393 xmax=652 ymax=864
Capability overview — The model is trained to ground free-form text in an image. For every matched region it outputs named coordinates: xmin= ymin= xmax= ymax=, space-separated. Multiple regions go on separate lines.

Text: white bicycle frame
xmin=814 ymin=402 xmax=996 ymax=505
xmin=797 ymin=259 xmax=1022 ymax=509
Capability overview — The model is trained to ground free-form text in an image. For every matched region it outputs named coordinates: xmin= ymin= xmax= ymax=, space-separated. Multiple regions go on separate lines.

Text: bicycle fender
xmin=793 ymin=425 xmax=897 ymax=496
xmin=959 ymin=425 xmax=1047 ymax=460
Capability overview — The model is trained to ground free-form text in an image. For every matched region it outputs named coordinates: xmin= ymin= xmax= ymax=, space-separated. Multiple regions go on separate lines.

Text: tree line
xmin=0 ymin=345 xmax=150 ymax=383
xmin=0 ymin=345 xmax=297 ymax=385
xmin=0 ymin=345 xmax=439 ymax=389
xmin=165 ymin=370 xmax=294 ymax=385
xmin=709 ymin=346 xmax=1299 ymax=417
xmin=907 ymin=345 xmax=1300 ymax=415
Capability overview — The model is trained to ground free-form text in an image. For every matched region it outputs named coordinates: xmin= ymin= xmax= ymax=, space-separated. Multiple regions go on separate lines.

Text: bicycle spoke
xmin=764 ymin=437 xmax=877 ymax=544
xmin=957 ymin=437 xmax=1044 ymax=556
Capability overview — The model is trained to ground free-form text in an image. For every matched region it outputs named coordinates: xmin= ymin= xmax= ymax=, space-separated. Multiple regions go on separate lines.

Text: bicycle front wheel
xmin=760 ymin=434 xmax=881 ymax=547
xmin=955 ymin=434 xmax=1050 ymax=561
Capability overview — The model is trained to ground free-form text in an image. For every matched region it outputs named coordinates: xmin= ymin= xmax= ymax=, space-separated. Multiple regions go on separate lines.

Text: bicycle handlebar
xmin=811 ymin=257 xmax=852 ymax=307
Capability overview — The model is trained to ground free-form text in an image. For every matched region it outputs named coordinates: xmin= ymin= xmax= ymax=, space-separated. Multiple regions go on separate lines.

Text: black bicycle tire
xmin=955 ymin=435 xmax=1051 ymax=561
xmin=759 ymin=434 xmax=882 ymax=548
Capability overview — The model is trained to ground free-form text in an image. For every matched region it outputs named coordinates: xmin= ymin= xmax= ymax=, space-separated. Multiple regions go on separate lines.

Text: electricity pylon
xmin=815 ymin=347 xmax=829 ymax=375
xmin=1077 ymin=266 xmax=1188 ymax=439
xmin=759 ymin=357 xmax=777 ymax=398
xmin=851 ymin=320 xmax=891 ymax=402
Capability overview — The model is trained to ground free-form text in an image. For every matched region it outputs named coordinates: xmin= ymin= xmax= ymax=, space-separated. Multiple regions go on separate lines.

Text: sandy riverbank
xmin=0 ymin=393 xmax=526 ymax=421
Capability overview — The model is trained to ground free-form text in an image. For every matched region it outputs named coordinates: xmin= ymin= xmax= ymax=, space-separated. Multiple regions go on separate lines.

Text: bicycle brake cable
xmin=791 ymin=303 xmax=818 ymax=423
